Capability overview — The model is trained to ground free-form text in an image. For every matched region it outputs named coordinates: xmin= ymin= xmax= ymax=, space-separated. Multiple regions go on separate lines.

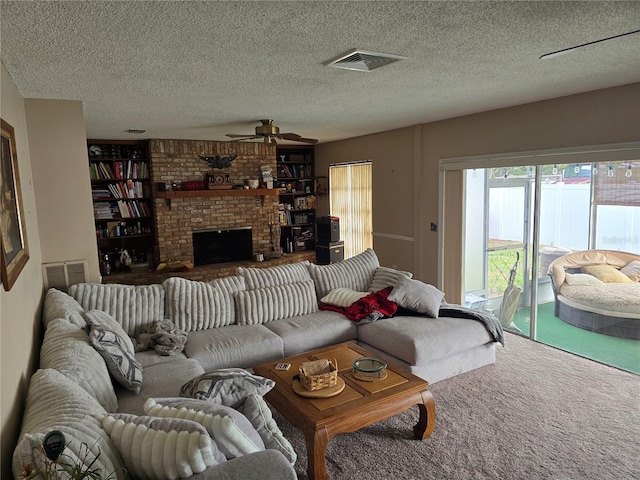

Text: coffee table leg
xmin=413 ymin=389 xmax=436 ymax=439
xmin=305 ymin=426 xmax=330 ymax=480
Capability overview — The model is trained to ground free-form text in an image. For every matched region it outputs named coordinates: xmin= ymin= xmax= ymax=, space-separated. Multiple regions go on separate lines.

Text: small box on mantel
xmin=316 ymin=241 xmax=344 ymax=265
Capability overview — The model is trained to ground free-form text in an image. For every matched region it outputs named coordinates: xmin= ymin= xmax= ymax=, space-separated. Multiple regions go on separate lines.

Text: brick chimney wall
xmin=149 ymin=139 xmax=279 ymax=264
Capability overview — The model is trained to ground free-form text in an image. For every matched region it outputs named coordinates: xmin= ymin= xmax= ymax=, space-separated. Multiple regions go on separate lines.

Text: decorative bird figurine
xmin=198 ymin=154 xmax=237 ymax=170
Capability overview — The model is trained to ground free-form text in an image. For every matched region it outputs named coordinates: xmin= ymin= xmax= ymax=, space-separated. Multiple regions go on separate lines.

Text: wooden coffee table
xmin=253 ymin=342 xmax=435 ymax=480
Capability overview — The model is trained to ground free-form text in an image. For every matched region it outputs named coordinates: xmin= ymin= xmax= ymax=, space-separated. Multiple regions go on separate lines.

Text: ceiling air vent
xmin=323 ymin=49 xmax=407 ymax=72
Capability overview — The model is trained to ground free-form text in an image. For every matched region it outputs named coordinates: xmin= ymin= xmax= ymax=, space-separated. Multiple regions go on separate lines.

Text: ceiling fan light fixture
xmin=323 ymin=48 xmax=407 ymax=72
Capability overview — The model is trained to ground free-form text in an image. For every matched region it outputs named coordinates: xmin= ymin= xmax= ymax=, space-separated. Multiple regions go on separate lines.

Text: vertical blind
xmin=329 ymin=162 xmax=373 ymax=258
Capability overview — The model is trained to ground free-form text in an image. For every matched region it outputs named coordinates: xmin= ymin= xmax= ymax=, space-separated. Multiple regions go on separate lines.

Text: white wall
xmin=25 ymin=99 xmax=101 ymax=282
xmin=0 ymin=64 xmax=44 ymax=479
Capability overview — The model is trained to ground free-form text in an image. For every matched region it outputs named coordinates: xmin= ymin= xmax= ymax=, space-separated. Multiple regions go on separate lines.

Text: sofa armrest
xmin=189 ymin=450 xmax=296 ymax=480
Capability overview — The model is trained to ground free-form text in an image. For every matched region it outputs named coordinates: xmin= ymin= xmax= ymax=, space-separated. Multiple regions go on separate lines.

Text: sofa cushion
xmin=368 ymin=266 xmax=413 ymax=292
xmin=117 ymin=357 xmax=205 ymax=416
xmin=240 ymin=393 xmax=297 ymax=464
xmin=12 ymin=369 xmax=124 ymax=480
xmin=144 ymin=398 xmax=264 ymax=460
xmin=179 ymin=369 xmax=275 ymax=408
xmin=357 ymin=315 xmax=493 ymax=366
xmin=42 ymin=288 xmax=86 ymax=329
xmin=102 ymin=413 xmax=219 ymax=479
xmin=89 ymin=324 xmax=143 ymax=394
xmin=307 ymin=248 xmax=379 ymax=298
xmin=69 ymin=283 xmax=165 ymax=337
xmin=163 ymin=277 xmax=233 ymax=331
xmin=39 ymin=319 xmax=118 ymax=412
xmin=263 ymin=311 xmax=358 ymax=357
xmin=387 ymin=276 xmax=445 ymax=318
xmin=185 ymin=325 xmax=284 ymax=371
xmin=236 ymin=261 xmax=311 ymax=290
xmin=235 ymin=280 xmax=318 ymax=325
xmin=320 ymin=287 xmax=369 ymax=307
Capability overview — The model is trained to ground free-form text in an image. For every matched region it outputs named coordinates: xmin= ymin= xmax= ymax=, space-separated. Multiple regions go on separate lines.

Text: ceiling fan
xmin=226 ymin=119 xmax=318 ymax=144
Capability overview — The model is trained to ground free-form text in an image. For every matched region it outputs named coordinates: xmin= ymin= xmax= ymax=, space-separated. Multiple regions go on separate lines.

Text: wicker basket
xmin=299 ymin=358 xmax=338 ymax=391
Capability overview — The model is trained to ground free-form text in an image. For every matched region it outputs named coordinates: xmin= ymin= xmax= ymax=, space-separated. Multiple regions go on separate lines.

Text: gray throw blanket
xmin=136 ymin=319 xmax=188 ymax=355
xmin=439 ymin=304 xmax=505 ymax=346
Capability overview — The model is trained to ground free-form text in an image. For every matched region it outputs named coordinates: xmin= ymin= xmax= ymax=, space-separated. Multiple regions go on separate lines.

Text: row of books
xmin=278 ymin=163 xmax=312 ymax=179
xmin=90 ymin=161 xmax=149 ymax=180
xmin=93 ymin=200 xmax=151 ymax=219
xmin=92 ymin=181 xmax=146 ymax=200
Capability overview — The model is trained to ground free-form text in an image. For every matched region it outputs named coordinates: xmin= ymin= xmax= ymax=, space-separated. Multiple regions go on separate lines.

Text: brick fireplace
xmin=149 ymin=139 xmax=279 ymax=265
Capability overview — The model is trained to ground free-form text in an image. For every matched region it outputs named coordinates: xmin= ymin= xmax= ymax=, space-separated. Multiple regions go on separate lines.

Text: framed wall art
xmin=1 ymin=118 xmax=29 ymax=291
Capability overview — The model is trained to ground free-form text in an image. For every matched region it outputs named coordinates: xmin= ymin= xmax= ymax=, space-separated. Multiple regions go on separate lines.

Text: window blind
xmin=329 ymin=162 xmax=373 ymax=258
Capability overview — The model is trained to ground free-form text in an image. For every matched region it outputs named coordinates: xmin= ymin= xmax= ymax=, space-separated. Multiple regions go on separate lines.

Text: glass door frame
xmin=439 ymin=142 xmax=640 ymax=342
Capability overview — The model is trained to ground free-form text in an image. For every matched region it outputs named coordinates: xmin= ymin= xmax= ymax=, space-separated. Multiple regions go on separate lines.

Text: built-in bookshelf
xmin=276 ymin=145 xmax=316 ymax=253
xmin=88 ymin=139 xmax=155 ymax=276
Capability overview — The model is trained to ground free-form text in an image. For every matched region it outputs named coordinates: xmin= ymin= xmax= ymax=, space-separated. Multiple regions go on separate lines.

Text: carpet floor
xmin=272 ymin=334 xmax=639 ymax=480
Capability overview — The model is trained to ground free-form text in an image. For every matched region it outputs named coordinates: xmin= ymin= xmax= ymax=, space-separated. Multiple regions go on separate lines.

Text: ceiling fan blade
xmin=279 ymin=133 xmax=318 ymax=144
xmin=226 ymin=133 xmax=258 ymax=138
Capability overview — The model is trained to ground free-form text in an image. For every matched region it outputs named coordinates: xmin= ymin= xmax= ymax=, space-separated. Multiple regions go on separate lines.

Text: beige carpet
xmin=273 ymin=334 xmax=640 ymax=480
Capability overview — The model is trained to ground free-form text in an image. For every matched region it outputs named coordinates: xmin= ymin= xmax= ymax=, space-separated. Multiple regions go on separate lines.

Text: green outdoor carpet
xmin=513 ymin=301 xmax=639 ymax=374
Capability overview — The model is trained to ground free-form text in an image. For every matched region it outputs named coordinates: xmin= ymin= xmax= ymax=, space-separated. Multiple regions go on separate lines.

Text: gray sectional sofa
xmin=13 ymin=249 xmax=501 ymax=480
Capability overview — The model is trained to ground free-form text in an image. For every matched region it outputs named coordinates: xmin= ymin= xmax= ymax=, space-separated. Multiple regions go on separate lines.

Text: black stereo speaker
xmin=317 ymin=216 xmax=340 ymax=243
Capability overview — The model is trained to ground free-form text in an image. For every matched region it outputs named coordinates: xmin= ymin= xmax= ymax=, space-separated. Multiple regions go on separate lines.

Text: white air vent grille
xmin=43 ymin=260 xmax=88 ymax=292
xmin=324 ymin=49 xmax=407 ymax=72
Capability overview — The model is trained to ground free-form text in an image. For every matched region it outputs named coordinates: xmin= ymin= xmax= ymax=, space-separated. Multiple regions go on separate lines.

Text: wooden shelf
xmin=156 ymin=189 xmax=279 ymax=199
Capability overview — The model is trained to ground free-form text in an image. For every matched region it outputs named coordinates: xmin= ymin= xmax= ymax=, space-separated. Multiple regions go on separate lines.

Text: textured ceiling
xmin=1 ymin=1 xmax=639 ymax=144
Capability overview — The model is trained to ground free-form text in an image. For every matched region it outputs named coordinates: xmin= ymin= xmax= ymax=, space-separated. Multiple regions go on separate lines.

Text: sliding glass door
xmin=457 ymin=157 xmax=640 ymax=373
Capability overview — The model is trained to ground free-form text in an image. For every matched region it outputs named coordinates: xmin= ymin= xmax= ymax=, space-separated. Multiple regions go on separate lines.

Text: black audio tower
xmin=316 ymin=216 xmax=343 ymax=264
xmin=317 ymin=216 xmax=340 ymax=243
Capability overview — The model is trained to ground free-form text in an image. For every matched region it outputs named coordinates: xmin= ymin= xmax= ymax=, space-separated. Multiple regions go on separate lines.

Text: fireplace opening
xmin=193 ymin=227 xmax=252 ymax=266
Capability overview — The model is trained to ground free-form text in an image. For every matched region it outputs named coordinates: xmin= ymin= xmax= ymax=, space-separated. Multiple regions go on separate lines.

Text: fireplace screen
xmin=193 ymin=227 xmax=252 ymax=266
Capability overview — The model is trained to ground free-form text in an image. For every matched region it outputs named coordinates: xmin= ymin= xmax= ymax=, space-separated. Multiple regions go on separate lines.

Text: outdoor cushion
xmin=582 ymin=265 xmax=634 ymax=284
xmin=620 ymin=260 xmax=640 ymax=282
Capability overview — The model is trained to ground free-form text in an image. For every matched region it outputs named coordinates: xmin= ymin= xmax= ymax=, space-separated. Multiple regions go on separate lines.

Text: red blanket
xmin=320 ymin=287 xmax=397 ymax=321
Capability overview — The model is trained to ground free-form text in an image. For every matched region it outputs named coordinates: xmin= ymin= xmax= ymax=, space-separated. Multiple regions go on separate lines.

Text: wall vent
xmin=323 ymin=49 xmax=407 ymax=72
xmin=42 ymin=260 xmax=88 ymax=292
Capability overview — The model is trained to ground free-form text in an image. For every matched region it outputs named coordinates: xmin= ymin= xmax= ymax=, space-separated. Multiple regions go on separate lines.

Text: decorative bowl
xmin=352 ymin=357 xmax=387 ymax=381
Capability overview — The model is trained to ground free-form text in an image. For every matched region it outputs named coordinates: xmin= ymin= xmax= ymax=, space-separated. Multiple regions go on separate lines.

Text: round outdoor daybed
xmin=548 ymin=250 xmax=640 ymax=340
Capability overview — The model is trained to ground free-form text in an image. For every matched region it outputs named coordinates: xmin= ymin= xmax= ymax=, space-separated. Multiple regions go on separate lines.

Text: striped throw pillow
xmin=308 ymin=248 xmax=380 ymax=298
xmin=235 ymin=280 xmax=318 ymax=325
xmin=368 ymin=266 xmax=413 ymax=292
xmin=236 ymin=261 xmax=311 ymax=290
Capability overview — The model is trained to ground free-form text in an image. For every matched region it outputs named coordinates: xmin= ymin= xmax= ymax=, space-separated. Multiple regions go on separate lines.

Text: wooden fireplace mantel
xmin=155 ymin=188 xmax=279 ymax=208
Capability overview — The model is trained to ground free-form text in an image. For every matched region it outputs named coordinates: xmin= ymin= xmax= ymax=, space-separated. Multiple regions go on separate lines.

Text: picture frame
xmin=1 ymin=118 xmax=29 ymax=291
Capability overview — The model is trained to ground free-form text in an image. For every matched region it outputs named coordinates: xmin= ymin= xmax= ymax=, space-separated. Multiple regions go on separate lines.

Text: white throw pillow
xmin=387 ymin=276 xmax=445 ymax=318
xmin=101 ymin=414 xmax=219 ymax=480
xmin=620 ymin=260 xmax=640 ymax=282
xmin=564 ymin=273 xmax=605 ymax=286
xmin=144 ymin=398 xmax=265 ymax=460
xmin=320 ymin=288 xmax=369 ymax=307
